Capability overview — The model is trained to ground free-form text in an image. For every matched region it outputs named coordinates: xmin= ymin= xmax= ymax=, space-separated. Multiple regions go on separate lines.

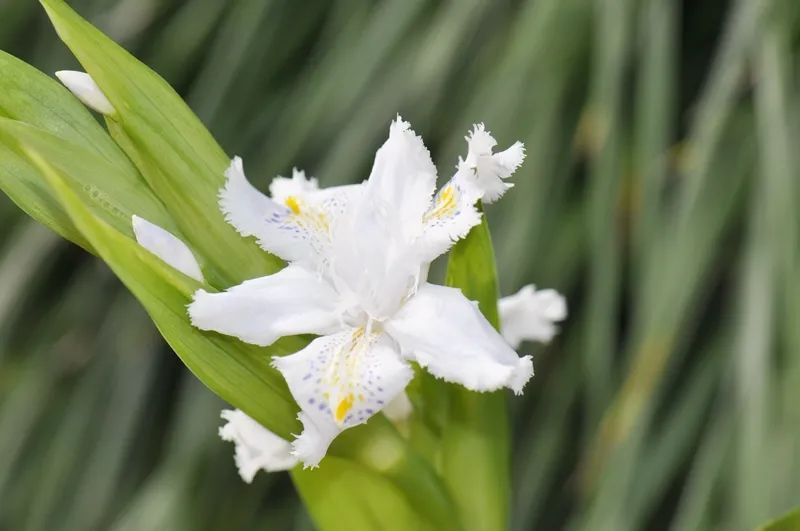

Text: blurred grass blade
xmin=758 ymin=508 xmax=800 ymax=531
xmin=581 ymin=0 xmax=634 ymax=428
xmin=0 ymin=221 xmax=60 ymax=350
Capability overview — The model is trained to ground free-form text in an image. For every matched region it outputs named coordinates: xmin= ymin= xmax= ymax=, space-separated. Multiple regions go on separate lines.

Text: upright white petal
xmin=219 ymin=409 xmax=297 ymax=482
xmin=460 ymin=123 xmax=525 ymax=204
xmin=220 ymin=157 xmax=359 ymax=269
xmin=385 ymin=283 xmax=533 ymax=395
xmin=132 ymin=215 xmax=204 ymax=282
xmin=272 ymin=328 xmax=413 ymax=468
xmin=189 ymin=264 xmax=341 ymax=347
xmin=55 ymin=71 xmax=115 ymax=115
xmin=364 ymin=116 xmax=437 ymax=241
xmin=322 ymin=117 xmax=443 ymax=319
xmin=499 ymin=285 xmax=567 ymax=348
xmin=328 ymin=193 xmax=421 ymax=320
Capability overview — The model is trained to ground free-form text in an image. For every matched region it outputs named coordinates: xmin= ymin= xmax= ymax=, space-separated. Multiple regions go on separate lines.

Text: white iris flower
xmin=129 ymin=117 xmax=563 ymax=474
xmin=186 ymin=117 xmax=531 ymax=467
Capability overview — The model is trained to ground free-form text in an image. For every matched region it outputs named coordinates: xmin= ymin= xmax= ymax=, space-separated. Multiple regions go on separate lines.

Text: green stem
xmin=440 ymin=207 xmax=510 ymax=531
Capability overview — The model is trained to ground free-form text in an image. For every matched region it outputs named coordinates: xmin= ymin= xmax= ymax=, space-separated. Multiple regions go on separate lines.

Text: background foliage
xmin=1 ymin=0 xmax=799 ymax=529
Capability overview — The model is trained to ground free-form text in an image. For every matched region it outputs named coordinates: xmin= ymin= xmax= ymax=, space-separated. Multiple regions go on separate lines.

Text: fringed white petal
xmin=461 ymin=123 xmax=526 ymax=204
xmin=188 ymin=264 xmax=341 ymax=347
xmin=220 ymin=157 xmax=358 ymax=268
xmin=219 ymin=409 xmax=297 ymax=482
xmin=494 ymin=141 xmax=526 ymax=178
xmin=499 ymin=285 xmax=567 ymax=348
xmin=272 ymin=329 xmax=413 ymax=468
xmin=55 ymin=71 xmax=116 ymax=115
xmin=268 ymin=168 xmax=319 ymax=203
xmin=364 ymin=115 xmax=437 ymax=241
xmin=132 ymin=215 xmax=204 ymax=282
xmin=385 ymin=283 xmax=533 ymax=395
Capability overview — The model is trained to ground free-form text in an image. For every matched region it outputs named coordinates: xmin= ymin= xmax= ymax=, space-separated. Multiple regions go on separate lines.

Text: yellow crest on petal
xmin=334 ymin=393 xmax=355 ymax=423
xmin=285 ymin=195 xmax=302 ymax=214
xmin=424 ymin=184 xmax=458 ymax=222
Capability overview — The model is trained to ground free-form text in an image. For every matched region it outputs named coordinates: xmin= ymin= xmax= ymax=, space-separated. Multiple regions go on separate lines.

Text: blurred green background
xmin=1 ymin=0 xmax=799 ymax=529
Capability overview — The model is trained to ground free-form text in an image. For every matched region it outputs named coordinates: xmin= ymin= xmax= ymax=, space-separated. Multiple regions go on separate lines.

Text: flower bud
xmin=54 ymin=70 xmax=115 ymax=115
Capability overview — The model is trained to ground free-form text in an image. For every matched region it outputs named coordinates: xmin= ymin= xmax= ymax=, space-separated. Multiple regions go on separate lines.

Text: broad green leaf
xmin=39 ymin=0 xmax=282 ymax=287
xmin=759 ymin=508 xmax=800 ymax=531
xmin=292 ymin=457 xmax=438 ymax=531
xmin=0 ymin=143 xmax=88 ymax=250
xmin=0 ymin=50 xmax=122 ymax=163
xmin=442 ymin=210 xmax=510 ymax=531
xmin=0 ymin=118 xmax=179 ymax=243
xmin=0 ymin=49 xmax=150 ymax=251
xmin=329 ymin=416 xmax=459 ymax=531
xmin=26 ymin=149 xmax=302 ymax=439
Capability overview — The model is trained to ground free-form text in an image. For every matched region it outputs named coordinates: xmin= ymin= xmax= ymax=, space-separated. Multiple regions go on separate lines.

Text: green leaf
xmin=0 ymin=50 xmax=122 ymax=163
xmin=0 ymin=117 xmax=178 ymax=244
xmin=441 ymin=209 xmax=510 ymax=531
xmin=292 ymin=457 xmax=438 ymax=531
xmin=39 ymin=0 xmax=282 ymax=287
xmin=0 ymin=142 xmax=88 ymax=250
xmin=328 ymin=416 xmax=459 ymax=531
xmin=0 ymin=49 xmax=154 ymax=251
xmin=26 ymin=148 xmax=302 ymax=439
xmin=759 ymin=508 xmax=800 ymax=531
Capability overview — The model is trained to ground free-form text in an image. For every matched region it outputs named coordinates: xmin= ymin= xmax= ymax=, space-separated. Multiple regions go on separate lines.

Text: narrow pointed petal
xmin=493 ymin=141 xmax=526 ymax=178
xmin=272 ymin=329 xmax=413 ymax=467
xmin=386 ymin=283 xmax=533 ymax=394
xmin=499 ymin=285 xmax=567 ymax=348
xmin=219 ymin=409 xmax=297 ymax=482
xmin=54 ymin=70 xmax=115 ymax=115
xmin=220 ymin=157 xmax=358 ymax=268
xmin=132 ymin=215 xmax=204 ymax=282
xmin=188 ymin=264 xmax=341 ymax=347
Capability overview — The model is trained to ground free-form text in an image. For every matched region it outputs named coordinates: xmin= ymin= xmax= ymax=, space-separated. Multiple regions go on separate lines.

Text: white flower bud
xmin=55 ymin=70 xmax=115 ymax=115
